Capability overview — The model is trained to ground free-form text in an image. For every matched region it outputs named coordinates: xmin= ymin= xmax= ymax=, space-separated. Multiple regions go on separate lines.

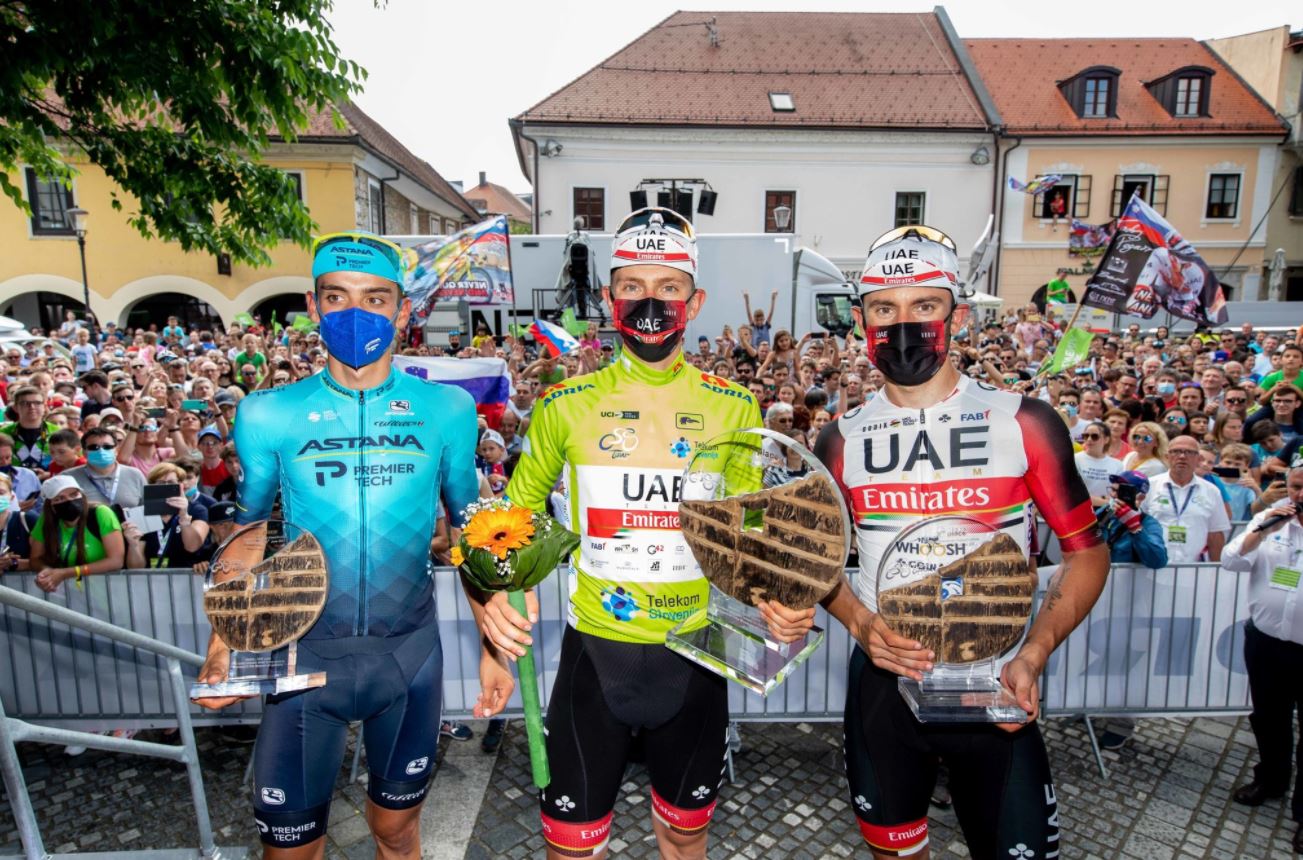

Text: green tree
xmin=0 ymin=0 xmax=367 ymax=265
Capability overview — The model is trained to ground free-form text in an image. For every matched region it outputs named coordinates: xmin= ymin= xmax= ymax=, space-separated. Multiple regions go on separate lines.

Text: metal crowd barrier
xmin=0 ymin=583 xmax=245 ymax=860
xmin=2 ymin=562 xmax=1255 ymax=725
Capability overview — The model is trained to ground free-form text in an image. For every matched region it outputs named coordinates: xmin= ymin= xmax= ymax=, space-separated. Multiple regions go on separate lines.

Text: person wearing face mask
xmin=30 ymin=474 xmax=125 ymax=592
xmin=63 ymin=426 xmax=146 ymax=512
xmin=812 ymin=225 xmax=1110 ymax=860
xmin=190 ymin=231 xmax=482 ymax=860
xmin=0 ymin=471 xmax=39 ymax=573
xmin=471 ymin=207 xmax=815 ymax=860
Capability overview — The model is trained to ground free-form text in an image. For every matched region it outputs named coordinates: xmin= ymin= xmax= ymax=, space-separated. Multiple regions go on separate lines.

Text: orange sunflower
xmin=463 ymin=506 xmax=535 ymax=559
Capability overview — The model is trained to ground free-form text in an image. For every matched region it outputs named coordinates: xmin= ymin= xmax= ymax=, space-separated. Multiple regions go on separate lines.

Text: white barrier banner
xmin=1038 ymin=564 xmax=1251 ymax=714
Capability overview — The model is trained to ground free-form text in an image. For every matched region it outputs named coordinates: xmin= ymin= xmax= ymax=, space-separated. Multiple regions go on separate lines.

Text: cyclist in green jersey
xmin=468 ymin=208 xmax=815 ymax=859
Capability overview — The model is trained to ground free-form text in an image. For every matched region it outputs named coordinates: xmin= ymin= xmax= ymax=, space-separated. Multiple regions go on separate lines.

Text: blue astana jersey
xmin=234 ymin=367 xmax=480 ymax=639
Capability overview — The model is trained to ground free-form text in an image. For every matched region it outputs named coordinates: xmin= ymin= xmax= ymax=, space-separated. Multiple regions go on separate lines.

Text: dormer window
xmin=1145 ymin=66 xmax=1213 ymax=118
xmin=1058 ymin=66 xmax=1120 ymax=119
xmin=1083 ymin=77 xmax=1111 ymax=117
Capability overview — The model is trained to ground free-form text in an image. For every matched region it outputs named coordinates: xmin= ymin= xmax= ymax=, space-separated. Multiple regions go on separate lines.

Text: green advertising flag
xmin=559 ymin=307 xmax=587 ymax=338
xmin=291 ymin=315 xmax=317 ymax=333
xmin=1039 ymin=326 xmax=1093 ymax=377
xmin=233 ymin=312 xmax=255 ymax=328
xmin=509 ymin=323 xmax=532 ymax=339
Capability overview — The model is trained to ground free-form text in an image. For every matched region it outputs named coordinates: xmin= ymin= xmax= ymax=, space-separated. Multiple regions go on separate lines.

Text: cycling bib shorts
xmin=251 ymin=625 xmax=443 ymax=848
xmin=233 ymin=367 xmax=480 ymax=847
xmin=506 ymin=351 xmax=760 ymax=853
xmin=815 ymin=376 xmax=1100 ymax=856
xmin=844 ymin=647 xmax=1060 ymax=859
xmin=539 ymin=626 xmax=729 ymax=856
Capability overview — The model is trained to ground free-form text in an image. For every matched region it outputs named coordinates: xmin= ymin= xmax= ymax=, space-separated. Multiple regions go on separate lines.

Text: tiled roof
xmin=517 ymin=11 xmax=990 ymax=130
xmin=295 ymin=102 xmax=480 ymax=219
xmin=463 ymin=181 xmax=532 ymax=222
xmin=965 ymin=38 xmax=1285 ymax=136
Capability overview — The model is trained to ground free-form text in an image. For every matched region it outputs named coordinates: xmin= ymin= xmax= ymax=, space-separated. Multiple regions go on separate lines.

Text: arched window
xmin=1145 ymin=66 xmax=1214 ymax=118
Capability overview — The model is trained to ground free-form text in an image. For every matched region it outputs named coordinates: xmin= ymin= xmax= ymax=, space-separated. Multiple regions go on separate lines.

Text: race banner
xmin=1007 ymin=174 xmax=1063 ymax=196
xmin=1068 ymin=218 xmax=1114 ymax=258
xmin=1081 ymin=195 xmax=1228 ymax=326
xmin=394 ymin=355 xmax=511 ymax=428
xmin=403 ymin=216 xmax=514 ymax=320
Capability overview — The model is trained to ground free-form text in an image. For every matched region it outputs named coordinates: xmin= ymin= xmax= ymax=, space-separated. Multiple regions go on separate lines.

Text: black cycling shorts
xmin=844 ymin=646 xmax=1060 ymax=859
xmin=539 ymin=625 xmax=729 ymax=856
xmin=250 ymin=624 xmax=443 ymax=848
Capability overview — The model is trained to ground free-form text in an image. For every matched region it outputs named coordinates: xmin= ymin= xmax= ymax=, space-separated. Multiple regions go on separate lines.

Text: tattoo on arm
xmin=1041 ymin=564 xmax=1068 ymax=615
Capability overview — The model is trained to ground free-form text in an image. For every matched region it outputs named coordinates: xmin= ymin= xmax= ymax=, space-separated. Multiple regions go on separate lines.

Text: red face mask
xmin=613 ymin=298 xmax=688 ymax=362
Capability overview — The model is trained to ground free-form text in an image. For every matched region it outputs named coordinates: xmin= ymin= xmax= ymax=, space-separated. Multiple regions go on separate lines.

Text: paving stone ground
xmin=1 ymin=715 xmax=1299 ymax=858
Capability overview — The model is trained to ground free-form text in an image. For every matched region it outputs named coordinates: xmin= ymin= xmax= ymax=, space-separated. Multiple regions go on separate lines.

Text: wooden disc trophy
xmin=188 ymin=520 xmax=330 ymax=699
xmin=875 ymin=515 xmax=1036 ymax=722
xmin=666 ymin=428 xmax=849 ymax=695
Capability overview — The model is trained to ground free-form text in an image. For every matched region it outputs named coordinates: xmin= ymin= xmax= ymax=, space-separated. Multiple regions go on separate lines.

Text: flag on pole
xmin=1081 ymin=194 xmax=1227 ymax=326
xmin=529 ymin=319 xmax=580 ymax=357
xmin=1008 ymin=174 xmax=1063 ymax=196
xmin=559 ymin=307 xmax=587 ymax=338
xmin=394 ymin=355 xmax=512 ymax=428
xmin=403 ymin=216 xmax=514 ymax=325
xmin=1068 ymin=219 xmax=1114 ymax=257
xmin=1037 ymin=326 xmax=1094 ymax=377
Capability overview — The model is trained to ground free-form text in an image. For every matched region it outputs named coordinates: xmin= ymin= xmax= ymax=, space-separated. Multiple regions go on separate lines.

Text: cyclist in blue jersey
xmin=193 ymin=231 xmax=483 ymax=859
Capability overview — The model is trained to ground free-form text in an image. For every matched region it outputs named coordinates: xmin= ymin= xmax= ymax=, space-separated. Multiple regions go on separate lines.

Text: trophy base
xmin=897 ymin=675 xmax=1028 ymax=724
xmin=665 ymin=597 xmax=824 ymax=696
xmin=189 ymin=641 xmax=327 ymax=699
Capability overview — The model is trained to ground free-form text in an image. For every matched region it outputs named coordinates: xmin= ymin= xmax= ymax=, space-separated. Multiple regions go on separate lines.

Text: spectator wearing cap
xmin=477 ymin=429 xmax=508 ymax=495
xmin=213 ymin=389 xmax=238 ymax=434
xmin=64 ymin=426 xmax=146 ymax=510
xmin=31 ymin=474 xmax=125 ymax=593
xmin=122 ymin=463 xmax=210 ymax=570
xmin=1143 ymin=435 xmax=1230 ymax=563
xmin=192 ymin=501 xmax=238 ymax=575
xmin=0 ymin=471 xmax=39 ymax=573
xmin=196 ymin=427 xmax=229 ymax=494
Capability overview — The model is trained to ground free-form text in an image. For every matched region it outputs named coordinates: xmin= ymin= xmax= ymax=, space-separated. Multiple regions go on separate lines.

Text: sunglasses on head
xmin=615 ymin=206 xmax=695 ymax=239
xmin=868 ymin=225 xmax=957 ymax=253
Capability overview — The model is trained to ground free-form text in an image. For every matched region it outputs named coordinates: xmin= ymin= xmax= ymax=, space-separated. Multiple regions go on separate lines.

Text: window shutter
xmin=1074 ymin=175 xmax=1092 ymax=219
xmin=1110 ymin=175 xmax=1125 ymax=218
xmin=1153 ymin=176 xmax=1170 ymax=216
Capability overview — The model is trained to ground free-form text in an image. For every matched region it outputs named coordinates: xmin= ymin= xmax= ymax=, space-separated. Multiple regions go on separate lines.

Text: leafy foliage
xmin=0 ymin=0 xmax=367 ymax=265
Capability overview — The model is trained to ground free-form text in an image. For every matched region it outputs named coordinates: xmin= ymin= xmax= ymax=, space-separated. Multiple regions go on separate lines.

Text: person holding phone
xmin=117 ymin=407 xmax=176 ymax=473
xmin=0 ymin=472 xmax=39 ymax=574
xmin=1224 ymin=466 xmax=1303 ymax=854
xmin=30 ymin=475 xmax=125 ymax=592
xmin=123 ymin=463 xmax=209 ymax=569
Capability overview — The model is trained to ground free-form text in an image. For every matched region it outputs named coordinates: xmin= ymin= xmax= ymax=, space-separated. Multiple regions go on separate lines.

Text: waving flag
xmin=402 ymin=216 xmax=514 ymax=323
xmin=1008 ymin=174 xmax=1063 ymax=196
xmin=393 ymin=355 xmax=511 ymax=428
xmin=529 ymin=319 xmax=580 ymax=357
xmin=1082 ymin=194 xmax=1227 ymax=326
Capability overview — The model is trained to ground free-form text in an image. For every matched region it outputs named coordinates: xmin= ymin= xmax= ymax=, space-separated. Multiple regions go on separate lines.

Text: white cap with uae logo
xmin=609 ymin=207 xmax=698 ymax=280
xmin=858 ymin=226 xmax=962 ymax=299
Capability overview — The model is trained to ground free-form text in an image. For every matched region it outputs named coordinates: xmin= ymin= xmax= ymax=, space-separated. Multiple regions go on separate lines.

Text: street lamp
xmin=772 ymin=204 xmax=792 ymax=232
xmin=66 ymin=207 xmax=94 ymax=340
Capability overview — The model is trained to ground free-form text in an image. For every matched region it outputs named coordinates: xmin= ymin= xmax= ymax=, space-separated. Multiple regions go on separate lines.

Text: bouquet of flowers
xmin=453 ymin=498 xmax=579 ymax=788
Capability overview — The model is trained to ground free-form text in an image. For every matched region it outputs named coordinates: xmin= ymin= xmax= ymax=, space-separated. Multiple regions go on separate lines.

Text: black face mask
xmin=864 ymin=319 xmax=950 ymax=387
xmin=52 ymin=498 xmax=85 ymax=523
xmin=613 ymin=297 xmax=688 ymax=363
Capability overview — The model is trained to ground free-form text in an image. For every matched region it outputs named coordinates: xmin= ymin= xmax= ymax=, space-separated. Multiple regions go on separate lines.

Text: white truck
xmin=388 ymin=231 xmax=858 ymax=348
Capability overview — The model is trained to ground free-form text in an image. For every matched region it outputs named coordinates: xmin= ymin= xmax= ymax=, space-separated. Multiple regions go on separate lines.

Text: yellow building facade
xmin=0 ymin=103 xmax=476 ymax=331
xmin=995 ymin=139 xmax=1279 ymax=306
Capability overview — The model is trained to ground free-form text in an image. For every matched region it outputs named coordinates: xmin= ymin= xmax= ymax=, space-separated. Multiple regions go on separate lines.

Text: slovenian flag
xmin=393 ymin=355 xmax=512 ymax=429
xmin=529 ymin=318 xmax=580 ymax=357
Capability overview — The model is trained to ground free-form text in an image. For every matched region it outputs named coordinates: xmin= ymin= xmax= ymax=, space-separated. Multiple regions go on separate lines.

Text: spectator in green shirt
xmin=1260 ymin=344 xmax=1303 ymax=394
xmin=31 ymin=475 xmax=125 ymax=592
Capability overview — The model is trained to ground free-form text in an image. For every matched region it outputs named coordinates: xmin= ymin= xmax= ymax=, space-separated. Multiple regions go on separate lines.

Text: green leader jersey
xmin=506 ymin=351 xmax=762 ymax=644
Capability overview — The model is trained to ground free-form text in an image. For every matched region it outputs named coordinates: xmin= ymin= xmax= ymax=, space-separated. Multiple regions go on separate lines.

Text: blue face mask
xmin=1157 ymin=381 xmax=1176 ymax=396
xmin=318 ymin=307 xmax=397 ymax=369
xmin=0 ymin=495 xmax=9 ymax=513
xmin=1063 ymin=404 xmax=1078 ymax=419
xmin=185 ymin=486 xmax=198 ymax=499
xmin=87 ymin=448 xmax=116 ymax=469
